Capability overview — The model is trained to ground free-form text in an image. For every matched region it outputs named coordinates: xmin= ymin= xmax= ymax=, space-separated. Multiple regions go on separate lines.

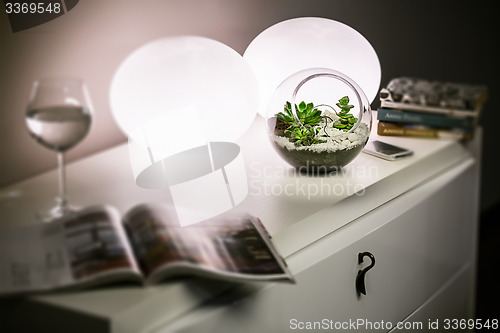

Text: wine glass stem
xmin=57 ymin=152 xmax=68 ymax=213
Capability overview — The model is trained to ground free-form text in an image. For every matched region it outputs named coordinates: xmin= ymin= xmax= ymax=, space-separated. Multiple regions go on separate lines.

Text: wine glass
xmin=25 ymin=77 xmax=93 ymax=221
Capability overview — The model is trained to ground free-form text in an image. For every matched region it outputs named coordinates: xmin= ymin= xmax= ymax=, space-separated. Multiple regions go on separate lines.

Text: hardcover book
xmin=377 ymin=121 xmax=473 ymax=141
xmin=377 ymin=108 xmax=476 ymax=131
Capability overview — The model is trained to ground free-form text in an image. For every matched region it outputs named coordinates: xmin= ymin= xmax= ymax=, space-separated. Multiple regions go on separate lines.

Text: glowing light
xmin=244 ymin=17 xmax=381 ymax=116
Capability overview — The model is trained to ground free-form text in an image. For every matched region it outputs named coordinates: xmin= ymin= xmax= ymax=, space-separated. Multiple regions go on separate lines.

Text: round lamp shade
xmin=243 ymin=17 xmax=381 ymax=116
xmin=110 ymin=35 xmax=259 ymax=147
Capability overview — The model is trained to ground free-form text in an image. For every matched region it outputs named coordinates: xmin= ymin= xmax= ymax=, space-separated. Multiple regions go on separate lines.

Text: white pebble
xmin=271 ymin=122 xmax=370 ymax=153
xmin=348 ymin=133 xmax=359 ymax=142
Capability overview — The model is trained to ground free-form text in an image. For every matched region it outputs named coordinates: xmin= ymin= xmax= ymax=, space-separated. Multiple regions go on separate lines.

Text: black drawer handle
xmin=356 ymin=252 xmax=375 ymax=296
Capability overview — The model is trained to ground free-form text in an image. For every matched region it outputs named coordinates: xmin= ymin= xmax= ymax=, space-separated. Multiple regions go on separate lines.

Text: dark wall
xmin=330 ymin=1 xmax=498 ymax=210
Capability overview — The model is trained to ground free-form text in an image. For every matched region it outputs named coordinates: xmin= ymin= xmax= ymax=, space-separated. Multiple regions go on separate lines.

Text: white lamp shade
xmin=243 ymin=17 xmax=381 ymax=116
xmin=110 ymin=36 xmax=259 ymax=147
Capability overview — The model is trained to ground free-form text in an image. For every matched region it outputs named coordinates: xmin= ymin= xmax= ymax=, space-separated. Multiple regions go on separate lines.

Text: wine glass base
xmin=36 ymin=200 xmax=80 ymax=222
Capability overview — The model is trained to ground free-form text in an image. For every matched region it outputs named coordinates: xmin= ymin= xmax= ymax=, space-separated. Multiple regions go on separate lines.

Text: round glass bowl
xmin=266 ymin=68 xmax=372 ymax=173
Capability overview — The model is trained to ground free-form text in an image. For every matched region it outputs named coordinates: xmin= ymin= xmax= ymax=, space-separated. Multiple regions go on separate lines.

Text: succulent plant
xmin=286 ymin=124 xmax=325 ymax=146
xmin=277 ymin=101 xmax=323 ymax=126
xmin=274 ymin=96 xmax=357 ymax=146
xmin=276 ymin=101 xmax=325 ymax=146
xmin=333 ymin=96 xmax=358 ymax=131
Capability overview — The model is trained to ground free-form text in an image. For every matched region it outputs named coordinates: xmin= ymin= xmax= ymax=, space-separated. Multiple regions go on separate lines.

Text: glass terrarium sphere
xmin=266 ymin=68 xmax=372 ymax=173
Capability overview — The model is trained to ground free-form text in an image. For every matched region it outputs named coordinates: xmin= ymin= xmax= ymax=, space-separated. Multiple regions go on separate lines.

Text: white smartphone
xmin=363 ymin=140 xmax=413 ymax=160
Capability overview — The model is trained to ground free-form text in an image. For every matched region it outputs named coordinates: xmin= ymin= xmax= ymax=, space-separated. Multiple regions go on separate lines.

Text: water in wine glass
xmin=25 ymin=77 xmax=93 ymax=222
xmin=26 ymin=105 xmax=91 ymax=152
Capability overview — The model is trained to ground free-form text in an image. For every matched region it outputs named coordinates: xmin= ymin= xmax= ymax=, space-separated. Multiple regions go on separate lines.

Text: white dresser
xmin=1 ymin=114 xmax=480 ymax=332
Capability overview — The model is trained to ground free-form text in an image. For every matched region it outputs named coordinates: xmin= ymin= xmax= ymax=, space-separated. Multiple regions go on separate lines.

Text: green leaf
xmin=312 ymin=109 xmax=322 ymax=118
xmin=298 ymin=101 xmax=306 ymax=112
xmin=339 ymin=96 xmax=349 ymax=105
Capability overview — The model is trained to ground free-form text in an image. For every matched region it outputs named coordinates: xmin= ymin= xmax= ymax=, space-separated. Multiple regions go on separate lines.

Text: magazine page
xmin=0 ymin=205 xmax=142 ymax=297
xmin=122 ymin=203 xmax=295 ymax=284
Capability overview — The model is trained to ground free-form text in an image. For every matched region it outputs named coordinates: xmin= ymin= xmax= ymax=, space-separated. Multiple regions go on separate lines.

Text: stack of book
xmin=376 ymin=77 xmax=488 ymax=140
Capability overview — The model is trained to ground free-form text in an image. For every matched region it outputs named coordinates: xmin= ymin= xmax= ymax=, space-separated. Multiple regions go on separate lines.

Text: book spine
xmin=377 ymin=108 xmax=476 ymax=131
xmin=377 ymin=121 xmax=473 ymax=140
xmin=377 ymin=122 xmax=437 ymax=138
xmin=380 ymin=101 xmax=478 ymax=117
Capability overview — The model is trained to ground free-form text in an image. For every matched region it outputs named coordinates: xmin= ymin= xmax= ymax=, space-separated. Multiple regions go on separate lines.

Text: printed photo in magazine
xmin=0 ymin=204 xmax=294 ymax=297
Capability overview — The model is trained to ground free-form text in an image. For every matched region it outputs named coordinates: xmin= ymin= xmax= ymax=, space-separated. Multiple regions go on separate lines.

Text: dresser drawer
xmin=283 ymin=162 xmax=475 ymax=330
xmin=157 ymin=158 xmax=477 ymax=332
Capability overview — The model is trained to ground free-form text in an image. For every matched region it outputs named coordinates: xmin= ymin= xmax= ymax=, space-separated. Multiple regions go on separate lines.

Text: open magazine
xmin=0 ymin=204 xmax=294 ymax=297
